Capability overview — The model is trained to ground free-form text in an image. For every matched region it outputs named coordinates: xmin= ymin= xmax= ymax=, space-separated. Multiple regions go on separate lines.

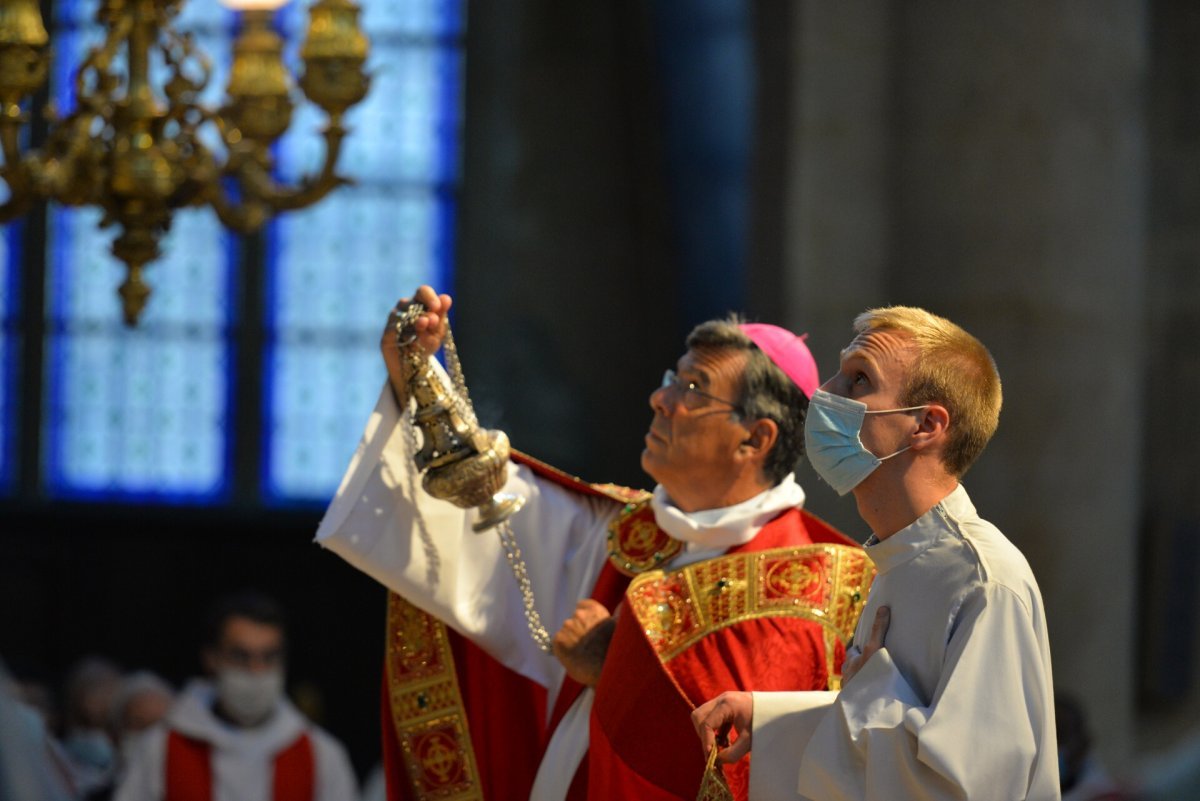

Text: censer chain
xmin=398 ymin=306 xmax=552 ymax=654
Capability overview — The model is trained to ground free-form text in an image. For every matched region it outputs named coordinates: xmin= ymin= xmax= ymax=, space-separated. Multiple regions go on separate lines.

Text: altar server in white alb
xmin=693 ymin=306 xmax=1059 ymax=801
xmin=114 ymin=591 xmax=358 ymax=801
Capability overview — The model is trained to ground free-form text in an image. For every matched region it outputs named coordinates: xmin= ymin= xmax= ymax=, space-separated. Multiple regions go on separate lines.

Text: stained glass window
xmin=42 ymin=1 xmax=235 ymax=501
xmin=264 ymin=0 xmax=464 ymax=501
xmin=7 ymin=0 xmax=462 ymax=505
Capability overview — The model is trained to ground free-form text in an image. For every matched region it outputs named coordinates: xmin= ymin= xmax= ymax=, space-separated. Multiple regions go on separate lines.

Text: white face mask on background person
xmin=214 ymin=668 xmax=283 ymax=727
xmin=804 ymin=389 xmax=927 ymax=496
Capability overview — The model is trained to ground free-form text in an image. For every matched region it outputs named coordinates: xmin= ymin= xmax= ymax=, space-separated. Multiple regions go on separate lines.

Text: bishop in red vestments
xmin=316 ymin=287 xmax=874 ymax=801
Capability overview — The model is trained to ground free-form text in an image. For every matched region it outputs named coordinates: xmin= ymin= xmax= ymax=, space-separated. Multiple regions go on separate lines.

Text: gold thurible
xmin=396 ymin=306 xmax=526 ymax=533
xmin=395 ymin=303 xmax=552 ymax=652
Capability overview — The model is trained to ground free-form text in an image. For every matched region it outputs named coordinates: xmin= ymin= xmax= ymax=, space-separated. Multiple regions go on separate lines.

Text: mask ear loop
xmin=868 ymin=405 xmax=928 ymax=462
xmin=877 ymin=445 xmax=912 ymax=462
xmin=862 ymin=404 xmax=929 ymax=415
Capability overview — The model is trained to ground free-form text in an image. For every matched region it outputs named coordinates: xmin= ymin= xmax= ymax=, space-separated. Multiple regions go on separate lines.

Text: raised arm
xmin=320 ymin=287 xmax=621 ymax=691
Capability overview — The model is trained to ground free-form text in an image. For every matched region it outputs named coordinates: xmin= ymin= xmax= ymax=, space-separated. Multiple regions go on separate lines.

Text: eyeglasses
xmin=659 ymin=369 xmax=742 ymax=413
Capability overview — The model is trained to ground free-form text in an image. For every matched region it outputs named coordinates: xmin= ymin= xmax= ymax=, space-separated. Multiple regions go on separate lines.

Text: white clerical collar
xmin=864 ymin=483 xmax=972 ymax=573
xmin=650 ymin=474 xmax=806 ymax=551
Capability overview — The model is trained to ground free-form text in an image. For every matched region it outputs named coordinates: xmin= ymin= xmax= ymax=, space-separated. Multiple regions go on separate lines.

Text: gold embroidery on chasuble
xmin=511 ymin=449 xmax=651 ymax=507
xmin=386 ymin=593 xmax=483 ymax=801
xmin=626 ymin=544 xmax=875 ymax=688
xmin=591 ymin=482 xmax=653 ymax=506
xmin=607 ymin=499 xmax=684 ymax=576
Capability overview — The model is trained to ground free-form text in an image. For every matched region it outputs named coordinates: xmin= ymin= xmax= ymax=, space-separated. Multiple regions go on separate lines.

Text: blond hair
xmin=854 ymin=306 xmax=1002 ymax=476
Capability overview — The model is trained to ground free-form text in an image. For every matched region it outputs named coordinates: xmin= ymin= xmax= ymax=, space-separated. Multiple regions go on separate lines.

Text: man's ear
xmin=739 ymin=418 xmax=779 ymax=459
xmin=911 ymin=404 xmax=950 ymax=452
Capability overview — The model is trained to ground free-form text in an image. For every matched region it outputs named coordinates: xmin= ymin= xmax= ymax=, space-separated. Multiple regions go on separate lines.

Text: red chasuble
xmin=379 ymin=452 xmax=872 ymax=801
xmin=379 ymin=453 xmax=641 ymax=801
xmin=588 ymin=506 xmax=873 ymax=801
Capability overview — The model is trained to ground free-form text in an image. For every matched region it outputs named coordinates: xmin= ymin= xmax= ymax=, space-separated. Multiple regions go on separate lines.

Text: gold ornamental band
xmin=607 ymin=499 xmax=683 ymax=576
xmin=625 ymin=543 xmax=875 ymax=689
xmin=385 ymin=592 xmax=484 ymax=801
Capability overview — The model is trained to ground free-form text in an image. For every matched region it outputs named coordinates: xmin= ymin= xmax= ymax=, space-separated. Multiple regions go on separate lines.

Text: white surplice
xmin=113 ymin=680 xmax=358 ymax=801
xmin=749 ymin=485 xmax=1059 ymax=801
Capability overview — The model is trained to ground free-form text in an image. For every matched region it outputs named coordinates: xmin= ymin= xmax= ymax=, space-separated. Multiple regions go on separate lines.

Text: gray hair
xmin=685 ymin=316 xmax=809 ymax=485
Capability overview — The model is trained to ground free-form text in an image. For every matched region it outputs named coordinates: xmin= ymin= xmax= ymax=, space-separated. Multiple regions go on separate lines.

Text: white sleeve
xmin=315 ymin=380 xmax=618 ymax=690
xmin=111 ymin=726 xmax=167 ymax=801
xmin=312 ymin=729 xmax=359 ymax=801
xmin=748 ymin=691 xmax=837 ymax=801
xmin=796 ymin=584 xmax=1054 ymax=801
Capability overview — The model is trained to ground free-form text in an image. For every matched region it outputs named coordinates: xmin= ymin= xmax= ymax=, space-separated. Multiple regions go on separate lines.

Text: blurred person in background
xmin=107 ymin=671 xmax=174 ymax=786
xmin=114 ymin=591 xmax=357 ymax=801
xmin=0 ymin=657 xmax=78 ymax=801
xmin=12 ymin=675 xmax=60 ymax=735
xmin=62 ymin=657 xmax=122 ymax=797
xmin=1057 ymin=692 xmax=1137 ymax=801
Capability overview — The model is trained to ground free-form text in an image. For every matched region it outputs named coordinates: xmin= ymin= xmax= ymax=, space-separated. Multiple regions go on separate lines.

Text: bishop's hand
xmin=551 ymin=599 xmax=615 ymax=687
xmin=381 ymin=285 xmax=454 ymax=403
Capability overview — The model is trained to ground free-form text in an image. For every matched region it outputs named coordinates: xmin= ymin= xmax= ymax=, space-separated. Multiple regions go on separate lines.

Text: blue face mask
xmin=804 ymin=389 xmax=927 ymax=495
xmin=64 ymin=728 xmax=115 ymax=772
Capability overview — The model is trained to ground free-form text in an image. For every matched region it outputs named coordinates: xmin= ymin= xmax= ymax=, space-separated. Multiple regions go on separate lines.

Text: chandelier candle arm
xmin=224 ymin=9 xmax=293 ymax=143
xmin=123 ymin=2 xmax=160 ymax=122
xmin=0 ymin=0 xmax=49 ymax=219
xmin=0 ymin=0 xmax=370 ymax=325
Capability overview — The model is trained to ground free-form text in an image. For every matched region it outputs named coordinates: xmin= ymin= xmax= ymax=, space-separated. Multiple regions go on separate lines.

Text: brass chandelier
xmin=0 ymin=0 xmax=369 ymax=324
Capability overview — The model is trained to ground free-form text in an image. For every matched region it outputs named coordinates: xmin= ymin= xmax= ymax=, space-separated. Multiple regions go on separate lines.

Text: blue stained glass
xmin=45 ymin=207 xmax=233 ymax=500
xmin=52 ymin=208 xmax=229 ymax=328
xmin=265 ymin=0 xmax=463 ymax=501
xmin=174 ymin=1 xmax=235 ymax=31
xmin=271 ymin=189 xmax=444 ymax=330
xmin=281 ymin=0 xmax=463 ymax=41
xmin=48 ymin=329 xmax=227 ymax=495
xmin=57 ymin=0 xmax=230 ymax=33
xmin=264 ymin=189 xmax=454 ymax=500
xmin=53 ymin=0 xmax=101 ymax=26
xmin=51 ymin=3 xmax=232 ymax=128
xmin=266 ymin=341 xmax=383 ymax=499
xmin=278 ymin=47 xmax=461 ymax=186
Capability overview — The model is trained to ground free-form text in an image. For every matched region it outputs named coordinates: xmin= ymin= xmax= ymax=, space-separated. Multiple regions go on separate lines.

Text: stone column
xmin=772 ymin=1 xmax=897 ymax=532
xmin=1139 ymin=0 xmax=1200 ymax=757
xmin=454 ymin=0 xmax=680 ymax=486
xmin=778 ymin=0 xmax=1147 ymax=769
xmin=889 ymin=1 xmax=1147 ymax=771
